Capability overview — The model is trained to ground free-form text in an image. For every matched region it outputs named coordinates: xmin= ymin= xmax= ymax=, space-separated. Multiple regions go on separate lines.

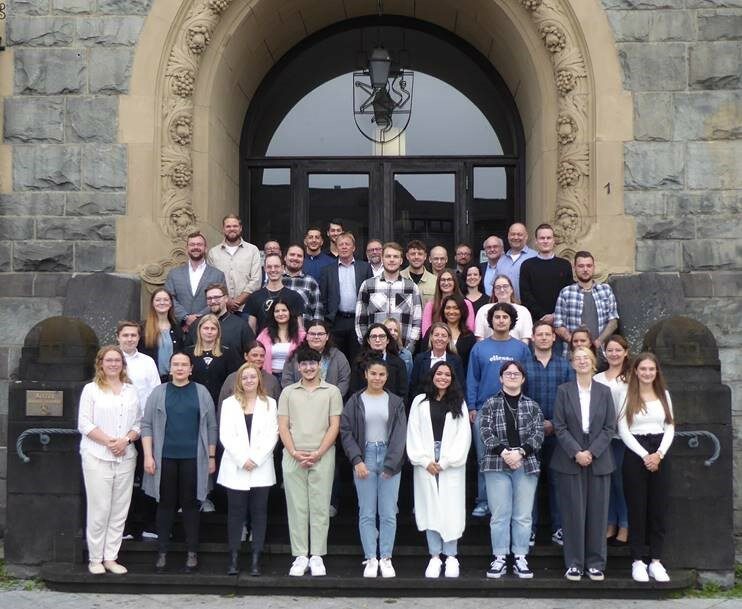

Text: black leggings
xmin=157 ymin=458 xmax=200 ymax=553
xmin=622 ymin=434 xmax=670 ymax=561
xmin=226 ymin=487 xmax=270 ymax=553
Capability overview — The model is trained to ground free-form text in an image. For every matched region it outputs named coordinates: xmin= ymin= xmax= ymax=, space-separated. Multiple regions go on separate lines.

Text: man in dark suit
xmin=164 ymin=230 xmax=226 ymax=337
xmin=320 ymin=231 xmax=372 ymax=364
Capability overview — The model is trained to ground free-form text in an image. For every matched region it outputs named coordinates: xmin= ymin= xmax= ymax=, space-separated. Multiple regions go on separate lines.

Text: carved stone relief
xmin=141 ymin=0 xmax=593 ymax=283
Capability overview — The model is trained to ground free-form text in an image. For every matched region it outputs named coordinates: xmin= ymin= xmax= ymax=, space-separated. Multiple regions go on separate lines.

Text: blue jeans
xmin=532 ymin=435 xmax=561 ymax=531
xmin=354 ymin=442 xmax=401 ymax=559
xmin=608 ymin=438 xmax=629 ymax=529
xmin=426 ymin=530 xmax=458 ymax=557
xmin=485 ymin=467 xmax=539 ymax=556
xmin=473 ymin=411 xmax=487 ymax=507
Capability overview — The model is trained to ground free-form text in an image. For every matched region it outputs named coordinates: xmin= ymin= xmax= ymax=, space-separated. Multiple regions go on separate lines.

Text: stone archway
xmin=116 ymin=0 xmax=634 ymax=284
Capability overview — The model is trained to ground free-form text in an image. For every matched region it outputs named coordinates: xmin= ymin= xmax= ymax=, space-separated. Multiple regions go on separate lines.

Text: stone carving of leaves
xmin=207 ymin=0 xmax=232 ymax=14
xmin=553 ymin=47 xmax=587 ymax=79
xmin=539 ymin=23 xmax=567 ymax=54
xmin=557 ymin=114 xmax=578 ymax=145
xmin=168 ymin=114 xmax=193 ymax=146
xmin=139 ymin=248 xmax=188 ymax=286
xmin=520 ymin=0 xmax=542 ymax=10
xmin=162 ymin=190 xmax=198 ymax=241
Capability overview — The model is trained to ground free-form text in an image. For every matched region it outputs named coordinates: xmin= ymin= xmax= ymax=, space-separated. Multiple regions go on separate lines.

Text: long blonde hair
xmin=93 ymin=345 xmax=131 ymax=388
xmin=624 ymin=352 xmax=673 ymax=428
xmin=234 ymin=363 xmax=267 ymax=404
xmin=193 ymin=314 xmax=223 ymax=357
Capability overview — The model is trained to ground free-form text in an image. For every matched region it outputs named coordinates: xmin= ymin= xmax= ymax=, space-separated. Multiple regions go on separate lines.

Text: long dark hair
xmin=301 ymin=319 xmax=334 ymax=355
xmin=422 ymin=361 xmax=464 ymax=419
xmin=431 ymin=268 xmax=464 ymax=323
xmin=265 ymin=297 xmax=301 ymax=343
xmin=440 ymin=293 xmax=471 ymax=336
xmin=355 ymin=323 xmax=399 ymax=372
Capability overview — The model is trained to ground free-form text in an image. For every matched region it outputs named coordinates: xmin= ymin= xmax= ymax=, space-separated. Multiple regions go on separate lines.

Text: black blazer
xmin=138 ymin=322 xmax=183 ymax=379
xmin=320 ymin=259 xmax=373 ymax=322
xmin=549 ymin=380 xmax=616 ymax=476
xmin=408 ymin=350 xmax=466 ymax=403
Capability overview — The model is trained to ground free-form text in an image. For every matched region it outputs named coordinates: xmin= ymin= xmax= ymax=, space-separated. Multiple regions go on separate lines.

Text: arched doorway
xmin=240 ymin=17 xmax=525 ymax=256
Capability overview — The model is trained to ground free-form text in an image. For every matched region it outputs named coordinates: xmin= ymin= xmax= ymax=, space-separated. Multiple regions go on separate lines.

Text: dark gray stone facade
xmin=0 ymin=0 xmax=739 ymax=558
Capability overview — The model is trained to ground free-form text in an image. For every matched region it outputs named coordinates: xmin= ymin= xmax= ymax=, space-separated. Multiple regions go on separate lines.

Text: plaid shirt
xmin=523 ymin=351 xmax=575 ymax=420
xmin=479 ymin=392 xmax=544 ymax=475
xmin=553 ymin=282 xmax=619 ymax=335
xmin=355 ymin=274 xmax=422 ymax=351
xmin=283 ymin=272 xmax=324 ymax=325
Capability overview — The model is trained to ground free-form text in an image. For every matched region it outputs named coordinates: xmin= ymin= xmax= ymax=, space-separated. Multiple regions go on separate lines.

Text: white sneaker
xmin=309 ymin=555 xmax=326 ymax=576
xmin=632 ymin=560 xmax=649 ymax=582
xmin=289 ymin=555 xmax=309 ymax=576
xmin=648 ymin=560 xmax=670 ymax=582
xmin=141 ymin=531 xmax=158 ymax=540
xmin=379 ymin=557 xmax=396 ymax=578
xmin=328 ymin=505 xmax=338 ymax=518
xmin=200 ymin=498 xmax=215 ymax=513
xmin=363 ymin=557 xmax=378 ymax=578
xmin=425 ymin=556 xmax=442 ymax=578
xmin=444 ymin=556 xmax=460 ymax=578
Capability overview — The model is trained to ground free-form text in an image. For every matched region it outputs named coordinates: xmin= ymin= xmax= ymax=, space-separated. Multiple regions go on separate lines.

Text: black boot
xmin=250 ymin=551 xmax=261 ymax=577
xmin=227 ymin=551 xmax=240 ymax=576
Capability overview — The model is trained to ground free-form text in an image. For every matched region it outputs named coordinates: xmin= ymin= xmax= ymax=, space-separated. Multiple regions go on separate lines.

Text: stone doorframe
xmin=115 ymin=0 xmax=635 ymax=284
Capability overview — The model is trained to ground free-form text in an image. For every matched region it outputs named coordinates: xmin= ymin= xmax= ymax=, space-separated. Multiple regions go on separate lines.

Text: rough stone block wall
xmin=0 ymin=0 xmax=149 ymax=533
xmin=602 ymin=0 xmax=742 ymax=557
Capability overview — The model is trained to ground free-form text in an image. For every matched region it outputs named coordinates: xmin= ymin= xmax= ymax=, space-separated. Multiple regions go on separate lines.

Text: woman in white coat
xmin=217 ymin=362 xmax=279 ymax=577
xmin=407 ymin=361 xmax=471 ymax=578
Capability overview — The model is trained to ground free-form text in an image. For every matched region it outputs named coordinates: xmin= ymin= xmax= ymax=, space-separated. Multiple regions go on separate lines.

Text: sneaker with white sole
xmin=565 ymin=566 xmax=582 ymax=581
xmin=529 ymin=531 xmax=536 ymax=547
xmin=513 ymin=555 xmax=533 ymax=579
xmin=309 ymin=555 xmax=326 ymax=576
xmin=288 ymin=555 xmax=309 ymax=576
xmin=486 ymin=555 xmax=507 ymax=579
xmin=363 ymin=557 xmax=378 ymax=578
xmin=552 ymin=528 xmax=564 ymax=546
xmin=648 ymin=561 xmax=670 ymax=582
xmin=444 ymin=556 xmax=460 ymax=578
xmin=471 ymin=503 xmax=489 ymax=517
xmin=632 ymin=560 xmax=649 ymax=582
xmin=379 ymin=557 xmax=396 ymax=578
xmin=587 ymin=567 xmax=605 ymax=581
xmin=141 ymin=531 xmax=158 ymax=540
xmin=425 ymin=556 xmax=442 ymax=578
xmin=200 ymin=498 xmax=215 ymax=513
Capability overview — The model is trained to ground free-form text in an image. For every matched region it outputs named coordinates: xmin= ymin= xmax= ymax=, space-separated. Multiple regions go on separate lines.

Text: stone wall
xmin=0 ymin=0 xmax=148 ymax=531
xmin=601 ymin=0 xmax=742 ymax=556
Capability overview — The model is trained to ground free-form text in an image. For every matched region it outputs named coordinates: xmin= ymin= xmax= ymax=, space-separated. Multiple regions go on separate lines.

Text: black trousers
xmin=331 ymin=315 xmax=360 ymax=365
xmin=226 ymin=486 xmax=271 ymax=553
xmin=622 ymin=434 xmax=670 ymax=561
xmin=157 ymin=457 xmax=200 ymax=553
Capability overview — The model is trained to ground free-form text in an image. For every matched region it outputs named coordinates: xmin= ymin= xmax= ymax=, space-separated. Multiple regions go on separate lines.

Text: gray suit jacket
xmin=164 ymin=263 xmax=226 ymax=324
xmin=549 ymin=380 xmax=615 ymax=476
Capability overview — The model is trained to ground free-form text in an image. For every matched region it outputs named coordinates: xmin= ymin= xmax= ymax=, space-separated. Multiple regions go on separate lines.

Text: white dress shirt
xmin=188 ymin=259 xmax=207 ymax=296
xmin=123 ymin=350 xmax=161 ymax=417
xmin=578 ymin=382 xmax=592 ymax=434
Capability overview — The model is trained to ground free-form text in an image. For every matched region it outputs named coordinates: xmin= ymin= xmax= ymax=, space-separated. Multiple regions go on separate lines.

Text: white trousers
xmin=82 ymin=453 xmax=136 ymax=562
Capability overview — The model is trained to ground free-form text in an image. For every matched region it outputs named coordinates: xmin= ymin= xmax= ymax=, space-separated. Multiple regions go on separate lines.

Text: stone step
xmin=40 ymin=560 xmax=695 ymax=599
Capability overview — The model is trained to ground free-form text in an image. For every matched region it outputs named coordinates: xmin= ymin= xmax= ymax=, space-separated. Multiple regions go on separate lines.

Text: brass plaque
xmin=26 ymin=390 xmax=64 ymax=417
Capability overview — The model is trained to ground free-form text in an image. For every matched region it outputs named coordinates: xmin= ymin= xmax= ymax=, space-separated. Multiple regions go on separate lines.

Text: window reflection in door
xmin=471 ymin=166 xmax=512 ymax=261
xmin=308 ymin=174 xmax=370 ymax=253
xmin=249 ymin=167 xmax=291 ymax=248
xmin=394 ymin=173 xmax=455 ymax=256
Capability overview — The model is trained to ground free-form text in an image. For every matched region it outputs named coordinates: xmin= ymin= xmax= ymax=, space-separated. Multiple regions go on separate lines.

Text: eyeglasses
xmin=206 ymin=295 xmax=224 ymax=301
xmin=439 ymin=278 xmax=454 ymax=283
xmin=494 ymin=285 xmax=511 ymax=292
xmin=369 ymin=334 xmax=388 ymax=340
xmin=502 ymin=371 xmax=522 ymax=378
xmin=307 ymin=331 xmax=327 ymax=338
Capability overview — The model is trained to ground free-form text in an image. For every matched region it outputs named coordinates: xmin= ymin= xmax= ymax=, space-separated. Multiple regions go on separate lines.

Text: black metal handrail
xmin=16 ymin=428 xmax=79 ymax=463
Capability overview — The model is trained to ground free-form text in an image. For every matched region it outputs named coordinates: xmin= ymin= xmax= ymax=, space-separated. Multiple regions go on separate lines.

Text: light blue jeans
xmin=485 ymin=466 xmax=539 ymax=556
xmin=354 ymin=441 xmax=401 ymax=559
xmin=473 ymin=411 xmax=487 ymax=507
xmin=426 ymin=530 xmax=458 ymax=557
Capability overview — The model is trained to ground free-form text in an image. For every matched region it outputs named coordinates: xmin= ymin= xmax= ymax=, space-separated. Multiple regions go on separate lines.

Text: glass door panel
xmin=308 ymin=173 xmax=370 ymax=254
xmin=470 ymin=166 xmax=513 ymax=261
xmin=393 ymin=172 xmax=456 ymax=257
xmin=248 ymin=167 xmax=291 ymax=248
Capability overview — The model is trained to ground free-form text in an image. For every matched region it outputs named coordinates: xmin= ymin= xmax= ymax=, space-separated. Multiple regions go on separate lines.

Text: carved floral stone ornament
xmin=557 ymin=114 xmax=577 ymax=145
xmin=520 ymin=0 xmax=543 ymax=11
xmin=169 ymin=115 xmax=193 ymax=146
xmin=539 ymin=23 xmax=567 ymax=54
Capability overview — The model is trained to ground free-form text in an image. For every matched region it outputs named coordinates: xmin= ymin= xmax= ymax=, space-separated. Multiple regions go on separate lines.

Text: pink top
xmin=256 ymin=328 xmax=306 ymax=373
xmin=421 ymin=299 xmax=476 ymax=337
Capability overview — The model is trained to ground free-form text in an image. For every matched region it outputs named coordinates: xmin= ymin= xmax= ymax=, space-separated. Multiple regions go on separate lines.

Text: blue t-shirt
xmin=466 ymin=337 xmax=531 ymax=410
xmin=162 ymin=382 xmax=200 ymax=459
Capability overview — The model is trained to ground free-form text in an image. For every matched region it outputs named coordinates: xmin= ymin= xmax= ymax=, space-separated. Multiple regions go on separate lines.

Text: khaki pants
xmin=282 ymin=446 xmax=335 ymax=557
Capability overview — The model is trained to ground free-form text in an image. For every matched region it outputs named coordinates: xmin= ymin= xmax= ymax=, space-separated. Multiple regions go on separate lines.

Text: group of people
xmin=76 ymin=215 xmax=675 ymax=584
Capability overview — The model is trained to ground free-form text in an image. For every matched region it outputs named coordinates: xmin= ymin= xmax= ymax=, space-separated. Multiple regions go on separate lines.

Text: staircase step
xmin=40 ymin=560 xmax=695 ymax=599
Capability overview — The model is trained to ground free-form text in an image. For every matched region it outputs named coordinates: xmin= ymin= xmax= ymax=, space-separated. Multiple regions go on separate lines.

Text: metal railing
xmin=16 ymin=428 xmax=79 ymax=464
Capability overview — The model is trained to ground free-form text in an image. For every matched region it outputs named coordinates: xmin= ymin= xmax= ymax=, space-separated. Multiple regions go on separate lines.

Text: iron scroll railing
xmin=15 ymin=427 xmax=721 ymax=466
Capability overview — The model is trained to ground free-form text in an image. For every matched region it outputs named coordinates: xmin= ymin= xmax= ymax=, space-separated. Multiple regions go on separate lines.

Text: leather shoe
xmin=227 ymin=551 xmax=239 ymax=576
xmin=103 ymin=560 xmax=128 ymax=575
xmin=250 ymin=552 xmax=261 ymax=577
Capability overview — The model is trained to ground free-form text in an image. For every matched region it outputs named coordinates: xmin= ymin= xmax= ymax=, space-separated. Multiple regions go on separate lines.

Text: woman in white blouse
xmin=218 ymin=362 xmax=279 ymax=577
xmin=407 ymin=361 xmax=471 ymax=579
xmin=474 ymin=274 xmax=532 ymax=344
xmin=618 ymin=352 xmax=675 ymax=583
xmin=593 ymin=335 xmax=631 ymax=546
xmin=77 ymin=345 xmax=141 ymax=575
